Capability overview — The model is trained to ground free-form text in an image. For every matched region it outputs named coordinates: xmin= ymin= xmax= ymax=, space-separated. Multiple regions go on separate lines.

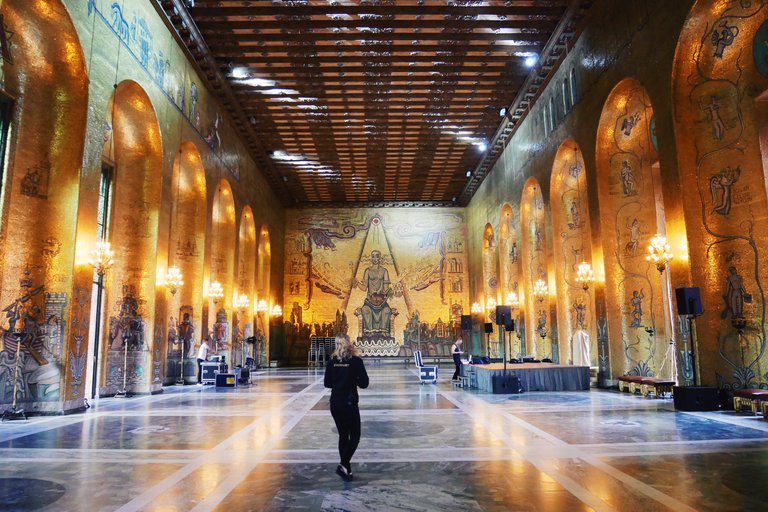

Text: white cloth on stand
xmin=572 ymin=330 xmax=591 ymax=366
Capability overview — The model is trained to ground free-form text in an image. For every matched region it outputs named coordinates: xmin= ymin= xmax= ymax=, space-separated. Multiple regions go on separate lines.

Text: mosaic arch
xmin=0 ymin=0 xmax=88 ymax=409
xmin=520 ymin=178 xmax=552 ymax=359
xmin=550 ymin=140 xmax=597 ymax=366
xmin=257 ymin=225 xmax=271 ymax=362
xmin=100 ymin=80 xmax=163 ymax=396
xmin=208 ymin=179 xmax=236 ymax=362
xmin=596 ymin=78 xmax=672 ymax=380
xmin=234 ymin=206 xmax=257 ymax=366
xmin=673 ymin=0 xmax=768 ymax=389
xmin=165 ymin=141 xmax=207 ymax=384
xmin=498 ymin=203 xmax=523 ymax=358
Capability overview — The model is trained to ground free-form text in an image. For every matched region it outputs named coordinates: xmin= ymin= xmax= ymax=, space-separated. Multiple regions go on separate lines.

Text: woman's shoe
xmin=336 ymin=464 xmax=352 ymax=482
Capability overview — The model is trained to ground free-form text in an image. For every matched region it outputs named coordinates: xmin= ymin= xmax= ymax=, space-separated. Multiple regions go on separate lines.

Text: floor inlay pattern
xmin=1 ymin=366 xmax=767 ymax=511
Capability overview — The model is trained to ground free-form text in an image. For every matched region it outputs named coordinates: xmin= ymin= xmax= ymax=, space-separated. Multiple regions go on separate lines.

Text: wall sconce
xmin=270 ymin=304 xmax=282 ymax=317
xmin=256 ymin=299 xmax=269 ymax=314
xmin=470 ymin=302 xmax=482 ymax=314
xmin=163 ymin=266 xmax=184 ymax=296
xmin=485 ymin=297 xmax=497 ymax=311
xmin=89 ymin=241 xmax=115 ymax=277
xmin=505 ymin=291 xmax=520 ymax=309
xmin=207 ymin=281 xmax=224 ymax=304
xmin=575 ymin=261 xmax=594 ymax=291
xmin=236 ymin=294 xmax=250 ymax=312
xmin=532 ymin=279 xmax=549 ymax=303
xmin=646 ymin=234 xmax=673 ymax=273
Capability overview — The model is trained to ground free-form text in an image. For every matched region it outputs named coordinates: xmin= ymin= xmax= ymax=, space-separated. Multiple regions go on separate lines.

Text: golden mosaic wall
xmin=282 ymin=208 xmax=469 ymax=363
xmin=0 ymin=0 xmax=285 ymax=411
xmin=596 ymin=78 xmax=671 ymax=378
xmin=550 ymin=141 xmax=598 ymax=366
xmin=673 ymin=0 xmax=768 ymax=388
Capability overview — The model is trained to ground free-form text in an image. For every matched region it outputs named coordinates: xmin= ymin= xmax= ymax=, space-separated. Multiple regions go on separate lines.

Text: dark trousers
xmin=452 ymin=355 xmax=462 ymax=380
xmin=197 ymin=359 xmax=204 ymax=383
xmin=330 ymin=404 xmax=361 ymax=471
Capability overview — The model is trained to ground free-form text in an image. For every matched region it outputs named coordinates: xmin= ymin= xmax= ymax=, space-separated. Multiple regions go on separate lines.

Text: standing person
xmin=196 ymin=337 xmax=211 ymax=385
xmin=451 ymin=337 xmax=464 ymax=381
xmin=324 ymin=333 xmax=369 ymax=481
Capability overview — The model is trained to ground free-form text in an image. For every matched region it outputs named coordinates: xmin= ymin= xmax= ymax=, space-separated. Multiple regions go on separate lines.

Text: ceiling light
xmin=237 ymin=77 xmax=276 ymax=88
xmin=524 ymin=55 xmax=538 ymax=68
xmin=477 ymin=142 xmax=488 ymax=152
xmin=499 ymin=107 xmax=507 ymax=117
xmin=466 ymin=171 xmax=472 ymax=178
xmin=231 ymin=66 xmax=249 ymax=78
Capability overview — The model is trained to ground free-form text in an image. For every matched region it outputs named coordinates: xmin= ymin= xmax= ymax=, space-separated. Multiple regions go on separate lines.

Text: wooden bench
xmin=639 ymin=378 xmax=675 ymax=398
xmin=618 ymin=375 xmax=644 ymax=393
xmin=733 ymin=388 xmax=768 ymax=415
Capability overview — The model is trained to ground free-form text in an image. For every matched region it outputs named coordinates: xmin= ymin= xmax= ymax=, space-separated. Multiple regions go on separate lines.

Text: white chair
xmin=414 ymin=350 xmax=437 ymax=384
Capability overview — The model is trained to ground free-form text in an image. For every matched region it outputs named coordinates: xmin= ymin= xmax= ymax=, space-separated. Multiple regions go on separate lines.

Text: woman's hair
xmin=332 ymin=333 xmax=360 ymax=360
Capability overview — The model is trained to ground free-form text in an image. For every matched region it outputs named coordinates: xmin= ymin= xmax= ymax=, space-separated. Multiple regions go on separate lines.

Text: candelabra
xmin=89 ymin=241 xmax=115 ymax=277
xmin=646 ymin=234 xmax=673 ymax=274
xmin=575 ymin=261 xmax=595 ymax=291
xmin=470 ymin=302 xmax=482 ymax=314
xmin=532 ymin=279 xmax=548 ymax=302
xmin=207 ymin=281 xmax=224 ymax=304
xmin=163 ymin=266 xmax=184 ymax=296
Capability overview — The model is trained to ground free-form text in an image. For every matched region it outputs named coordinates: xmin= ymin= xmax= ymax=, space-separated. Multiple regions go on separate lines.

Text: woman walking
xmin=451 ymin=337 xmax=464 ymax=381
xmin=324 ymin=333 xmax=369 ymax=481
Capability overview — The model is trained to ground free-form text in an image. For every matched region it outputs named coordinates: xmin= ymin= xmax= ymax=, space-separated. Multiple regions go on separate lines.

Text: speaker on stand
xmin=495 ymin=306 xmax=511 ymax=370
xmin=675 ymin=287 xmax=703 ymax=386
xmin=484 ymin=323 xmax=493 ymax=358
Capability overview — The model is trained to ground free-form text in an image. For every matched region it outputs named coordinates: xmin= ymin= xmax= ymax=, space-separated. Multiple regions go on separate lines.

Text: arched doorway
xmin=520 ymin=178 xmax=552 ymax=359
xmin=672 ymin=0 xmax=768 ymax=388
xmin=550 ymin=140 xmax=597 ymax=366
xmin=100 ymin=80 xmax=163 ymax=396
xmin=257 ymin=225 xmax=272 ymax=365
xmin=165 ymin=141 xmax=207 ymax=384
xmin=209 ymin=180 xmax=236 ymax=362
xmin=235 ymin=206 xmax=257 ymax=367
xmin=596 ymin=78 xmax=671 ymax=380
xmin=0 ymin=0 xmax=88 ymax=408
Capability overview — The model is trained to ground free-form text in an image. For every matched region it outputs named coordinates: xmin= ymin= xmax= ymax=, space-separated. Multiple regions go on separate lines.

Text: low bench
xmin=618 ymin=375 xmax=644 ymax=393
xmin=639 ymin=377 xmax=675 ymax=398
xmin=733 ymin=388 xmax=768 ymax=415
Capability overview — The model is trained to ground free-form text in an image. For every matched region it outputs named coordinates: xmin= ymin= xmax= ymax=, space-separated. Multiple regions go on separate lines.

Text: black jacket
xmin=324 ymin=355 xmax=369 ymax=407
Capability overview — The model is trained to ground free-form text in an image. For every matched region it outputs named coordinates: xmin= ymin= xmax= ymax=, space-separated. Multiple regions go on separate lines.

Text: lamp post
xmin=256 ymin=299 xmax=269 ymax=367
xmin=236 ymin=294 xmax=250 ymax=367
xmin=88 ymin=241 xmax=115 ymax=400
xmin=162 ymin=265 xmax=185 ymax=384
xmin=646 ymin=233 xmax=678 ymax=383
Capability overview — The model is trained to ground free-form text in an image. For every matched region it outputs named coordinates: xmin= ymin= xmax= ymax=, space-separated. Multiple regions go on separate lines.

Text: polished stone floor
xmin=2 ymin=365 xmax=768 ymax=511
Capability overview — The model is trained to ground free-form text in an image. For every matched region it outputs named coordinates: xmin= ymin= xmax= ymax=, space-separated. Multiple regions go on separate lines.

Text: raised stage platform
xmin=470 ymin=363 xmax=590 ymax=392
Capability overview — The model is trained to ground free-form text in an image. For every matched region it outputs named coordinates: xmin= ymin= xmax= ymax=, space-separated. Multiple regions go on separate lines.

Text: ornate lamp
xmin=646 ymin=234 xmax=673 ymax=273
xmin=575 ymin=261 xmax=595 ymax=291
xmin=256 ymin=299 xmax=269 ymax=315
xmin=236 ymin=294 xmax=250 ymax=312
xmin=470 ymin=302 xmax=483 ymax=314
xmin=163 ymin=266 xmax=184 ymax=296
xmin=89 ymin=241 xmax=115 ymax=277
xmin=485 ymin=297 xmax=497 ymax=312
xmin=505 ymin=291 xmax=520 ymax=309
xmin=270 ymin=304 xmax=283 ymax=317
xmin=207 ymin=281 xmax=224 ymax=304
xmin=532 ymin=279 xmax=549 ymax=303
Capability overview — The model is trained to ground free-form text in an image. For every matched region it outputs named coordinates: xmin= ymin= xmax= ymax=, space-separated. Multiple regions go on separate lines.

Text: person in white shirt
xmin=197 ymin=338 xmax=211 ymax=385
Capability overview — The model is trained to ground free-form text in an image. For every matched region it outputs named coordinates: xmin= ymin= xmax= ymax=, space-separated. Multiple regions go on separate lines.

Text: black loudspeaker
xmin=673 ymin=386 xmax=719 ymax=411
xmin=675 ymin=287 xmax=704 ymax=316
xmin=495 ymin=305 xmax=512 ymax=325
xmin=492 ymin=374 xmax=523 ymax=394
xmin=460 ymin=315 xmax=472 ymax=331
xmin=484 ymin=323 xmax=494 ymax=334
xmin=504 ymin=319 xmax=515 ymax=332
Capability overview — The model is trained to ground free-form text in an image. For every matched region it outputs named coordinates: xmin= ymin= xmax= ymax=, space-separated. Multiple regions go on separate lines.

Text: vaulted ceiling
xmin=156 ymin=0 xmax=592 ymax=207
